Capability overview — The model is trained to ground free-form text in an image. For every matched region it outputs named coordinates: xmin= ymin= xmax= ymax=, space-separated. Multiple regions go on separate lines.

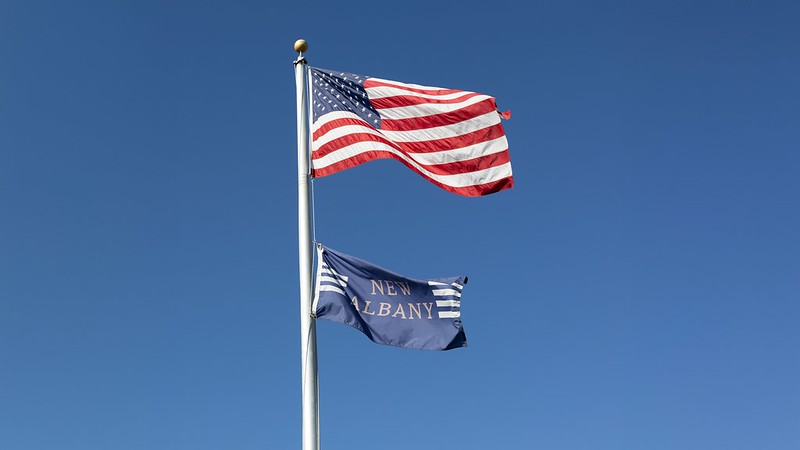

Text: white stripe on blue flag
xmin=312 ymin=243 xmax=468 ymax=351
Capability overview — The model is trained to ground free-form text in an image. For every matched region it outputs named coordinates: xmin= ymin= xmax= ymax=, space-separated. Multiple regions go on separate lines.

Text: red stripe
xmin=380 ymin=98 xmax=498 ymax=131
xmin=454 ymin=176 xmax=513 ymax=197
xmin=315 ymin=122 xmax=505 ymax=159
xmin=370 ymin=91 xmax=483 ymax=110
xmin=364 ymin=79 xmax=464 ymax=96
xmin=312 ymin=150 xmax=513 ymax=197
xmin=418 ymin=149 xmax=510 ymax=175
xmin=314 ymin=116 xmax=505 ymax=156
xmin=314 ymin=137 xmax=510 ymax=176
xmin=393 ymin=123 xmax=506 ymax=153
xmin=312 ymin=116 xmax=376 ymax=141
xmin=313 ymin=131 xmax=402 ymax=159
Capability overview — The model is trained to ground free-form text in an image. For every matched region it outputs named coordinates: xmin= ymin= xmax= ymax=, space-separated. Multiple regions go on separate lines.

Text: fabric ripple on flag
xmin=312 ymin=244 xmax=468 ymax=351
xmin=310 ymin=67 xmax=513 ymax=197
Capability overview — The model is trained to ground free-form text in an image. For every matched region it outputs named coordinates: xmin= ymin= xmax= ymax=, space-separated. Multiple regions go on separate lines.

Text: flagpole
xmin=293 ymin=39 xmax=319 ymax=450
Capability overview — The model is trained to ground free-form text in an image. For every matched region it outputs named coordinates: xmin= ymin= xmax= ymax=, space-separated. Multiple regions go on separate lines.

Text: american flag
xmin=310 ymin=67 xmax=513 ymax=197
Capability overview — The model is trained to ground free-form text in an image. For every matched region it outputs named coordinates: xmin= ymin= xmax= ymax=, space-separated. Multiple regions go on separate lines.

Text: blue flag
xmin=312 ymin=244 xmax=467 ymax=351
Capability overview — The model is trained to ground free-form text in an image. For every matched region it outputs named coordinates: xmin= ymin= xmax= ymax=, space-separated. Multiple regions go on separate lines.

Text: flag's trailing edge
xmin=313 ymin=244 xmax=467 ymax=351
xmin=309 ymin=67 xmax=513 ymax=197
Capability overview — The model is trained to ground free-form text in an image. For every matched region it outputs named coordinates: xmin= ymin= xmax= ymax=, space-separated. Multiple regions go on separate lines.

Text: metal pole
xmin=293 ymin=39 xmax=319 ymax=450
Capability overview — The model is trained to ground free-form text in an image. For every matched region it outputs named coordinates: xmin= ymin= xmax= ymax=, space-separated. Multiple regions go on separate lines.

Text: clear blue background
xmin=2 ymin=1 xmax=798 ymax=449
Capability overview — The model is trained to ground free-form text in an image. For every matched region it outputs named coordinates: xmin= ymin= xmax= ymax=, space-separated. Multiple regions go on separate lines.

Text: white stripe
xmin=320 ymin=266 xmax=348 ymax=282
xmin=313 ymin=109 xmax=500 ymax=145
xmin=436 ymin=300 xmax=461 ymax=308
xmin=428 ymin=281 xmax=448 ymax=286
xmin=312 ymin=111 xmax=370 ymax=133
xmin=320 ymin=271 xmax=348 ymax=283
xmin=318 ymin=285 xmax=345 ymax=296
xmin=438 ymin=311 xmax=461 ymax=319
xmin=406 ymin=136 xmax=508 ymax=166
xmin=375 ymin=95 xmax=493 ymax=120
xmin=379 ymin=111 xmax=500 ymax=143
xmin=432 ymin=289 xmax=461 ymax=297
xmin=368 ymin=77 xmax=449 ymax=92
xmin=319 ymin=275 xmax=346 ymax=285
xmin=316 ymin=141 xmax=512 ymax=187
xmin=451 ymin=282 xmax=463 ymax=290
xmin=365 ymin=85 xmax=475 ymax=101
xmin=315 ymin=122 xmax=507 ymax=167
xmin=311 ymin=244 xmax=325 ymax=313
xmin=311 ymin=95 xmax=493 ymax=128
xmin=314 ymin=123 xmax=391 ymax=151
xmin=313 ymin=139 xmax=513 ymax=188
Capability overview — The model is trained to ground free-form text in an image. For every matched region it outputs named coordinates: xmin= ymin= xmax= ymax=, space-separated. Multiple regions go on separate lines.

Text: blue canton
xmin=310 ymin=67 xmax=381 ymax=129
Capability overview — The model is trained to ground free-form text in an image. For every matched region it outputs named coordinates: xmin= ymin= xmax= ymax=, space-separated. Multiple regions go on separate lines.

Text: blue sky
xmin=1 ymin=1 xmax=798 ymax=449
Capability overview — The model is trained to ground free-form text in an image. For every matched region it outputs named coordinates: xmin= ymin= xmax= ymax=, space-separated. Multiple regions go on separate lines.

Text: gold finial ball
xmin=294 ymin=39 xmax=308 ymax=53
